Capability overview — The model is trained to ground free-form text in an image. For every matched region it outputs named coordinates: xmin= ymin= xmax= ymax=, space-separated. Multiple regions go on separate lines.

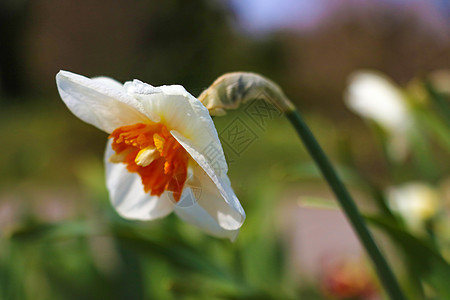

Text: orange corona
xmin=109 ymin=123 xmax=189 ymax=202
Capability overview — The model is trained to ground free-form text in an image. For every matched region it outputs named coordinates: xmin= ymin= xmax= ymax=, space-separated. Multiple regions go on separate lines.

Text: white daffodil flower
xmin=345 ymin=71 xmax=412 ymax=161
xmin=387 ymin=182 xmax=439 ymax=233
xmin=56 ymin=71 xmax=245 ymax=240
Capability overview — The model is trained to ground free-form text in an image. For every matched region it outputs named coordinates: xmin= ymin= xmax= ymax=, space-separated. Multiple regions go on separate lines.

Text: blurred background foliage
xmin=1 ymin=0 xmax=449 ymax=299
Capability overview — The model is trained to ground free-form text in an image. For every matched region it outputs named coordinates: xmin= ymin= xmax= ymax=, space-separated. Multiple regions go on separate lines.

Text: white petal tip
xmin=56 ymin=70 xmax=78 ymax=82
xmin=217 ymin=210 xmax=245 ymax=231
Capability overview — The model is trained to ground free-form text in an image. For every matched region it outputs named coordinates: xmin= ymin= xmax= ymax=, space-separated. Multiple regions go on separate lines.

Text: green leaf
xmin=113 ymin=236 xmax=145 ymax=300
xmin=110 ymin=221 xmax=232 ymax=281
xmin=366 ymin=215 xmax=450 ymax=299
xmin=297 ymin=196 xmax=339 ymax=210
xmin=9 ymin=221 xmax=93 ymax=242
xmin=423 ymin=79 xmax=450 ymax=127
xmin=414 ymin=108 xmax=450 ymax=154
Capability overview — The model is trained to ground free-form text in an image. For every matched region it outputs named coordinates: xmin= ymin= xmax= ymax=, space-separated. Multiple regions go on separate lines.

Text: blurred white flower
xmin=56 ymin=71 xmax=245 ymax=240
xmin=387 ymin=182 xmax=439 ymax=233
xmin=345 ymin=71 xmax=412 ymax=161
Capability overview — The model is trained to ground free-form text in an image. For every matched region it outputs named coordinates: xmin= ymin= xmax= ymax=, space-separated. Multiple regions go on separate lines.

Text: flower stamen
xmin=109 ymin=123 xmax=189 ymax=202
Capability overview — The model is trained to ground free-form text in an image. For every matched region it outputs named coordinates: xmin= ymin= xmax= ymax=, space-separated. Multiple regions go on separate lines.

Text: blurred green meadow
xmin=1 ymin=0 xmax=450 ymax=299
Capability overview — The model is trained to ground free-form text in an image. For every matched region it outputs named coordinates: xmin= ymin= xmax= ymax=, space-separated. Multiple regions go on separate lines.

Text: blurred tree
xmin=0 ymin=0 xmax=29 ymax=98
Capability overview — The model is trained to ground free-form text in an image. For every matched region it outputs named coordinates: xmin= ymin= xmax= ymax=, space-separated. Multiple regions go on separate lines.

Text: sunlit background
xmin=1 ymin=0 xmax=449 ymax=299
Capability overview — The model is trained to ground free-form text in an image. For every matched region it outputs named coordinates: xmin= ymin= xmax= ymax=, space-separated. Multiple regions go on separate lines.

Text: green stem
xmin=286 ymin=109 xmax=406 ymax=300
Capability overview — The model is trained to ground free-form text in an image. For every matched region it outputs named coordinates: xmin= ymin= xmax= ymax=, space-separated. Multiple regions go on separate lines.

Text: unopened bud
xmin=198 ymin=72 xmax=295 ymax=116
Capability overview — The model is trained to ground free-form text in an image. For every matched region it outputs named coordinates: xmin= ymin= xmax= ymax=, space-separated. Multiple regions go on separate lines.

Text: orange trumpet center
xmin=109 ymin=123 xmax=190 ymax=202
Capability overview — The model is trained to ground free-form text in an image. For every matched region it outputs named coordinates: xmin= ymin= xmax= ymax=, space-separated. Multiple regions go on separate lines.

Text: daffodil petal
xmin=56 ymin=70 xmax=150 ymax=133
xmin=174 ymin=188 xmax=239 ymax=241
xmin=171 ymin=130 xmax=245 ymax=230
xmin=345 ymin=71 xmax=410 ymax=133
xmin=190 ymin=162 xmax=245 ymax=230
xmin=124 ymin=80 xmax=228 ymax=176
xmin=104 ymin=140 xmax=174 ymax=220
